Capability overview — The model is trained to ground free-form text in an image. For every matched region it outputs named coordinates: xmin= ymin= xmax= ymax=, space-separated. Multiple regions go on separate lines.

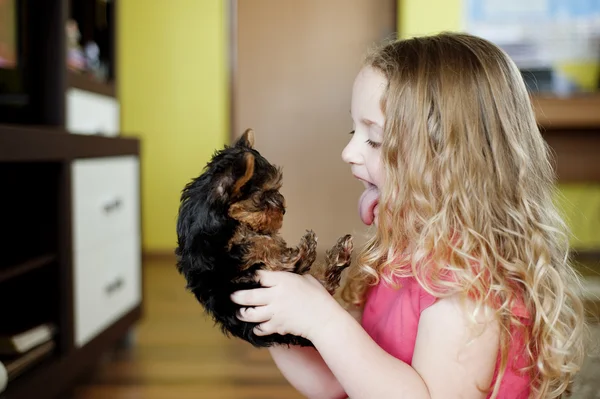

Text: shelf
xmin=1 ymin=341 xmax=57 ymax=384
xmin=531 ymin=94 xmax=600 ymax=130
xmin=67 ymin=72 xmax=116 ymax=98
xmin=572 ymin=250 xmax=600 ymax=321
xmin=0 ymin=306 xmax=142 ymax=399
xmin=0 ymin=2 xmax=141 ymax=399
xmin=0 ymin=350 xmax=60 ymax=399
xmin=572 ymin=249 xmax=600 ymax=263
xmin=0 ymin=125 xmax=139 ymax=162
xmin=0 ymin=255 xmax=57 ymax=284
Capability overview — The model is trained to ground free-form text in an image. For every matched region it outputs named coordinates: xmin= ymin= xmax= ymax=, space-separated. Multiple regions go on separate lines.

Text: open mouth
xmin=358 ymin=182 xmax=379 ymax=226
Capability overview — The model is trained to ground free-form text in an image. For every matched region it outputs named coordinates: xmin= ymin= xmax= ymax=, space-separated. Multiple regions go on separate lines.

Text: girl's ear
xmin=235 ymin=128 xmax=255 ymax=149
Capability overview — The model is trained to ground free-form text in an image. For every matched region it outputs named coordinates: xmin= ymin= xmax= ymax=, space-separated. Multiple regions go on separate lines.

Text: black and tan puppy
xmin=175 ymin=129 xmax=353 ymax=347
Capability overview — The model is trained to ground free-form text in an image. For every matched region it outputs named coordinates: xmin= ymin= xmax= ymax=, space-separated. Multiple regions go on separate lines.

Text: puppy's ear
xmin=232 ymin=152 xmax=255 ymax=198
xmin=215 ymin=152 xmax=255 ymax=199
xmin=236 ymin=128 xmax=255 ymax=149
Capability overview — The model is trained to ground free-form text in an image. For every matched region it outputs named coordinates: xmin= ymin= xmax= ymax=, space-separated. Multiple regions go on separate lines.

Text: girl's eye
xmin=366 ymin=139 xmax=381 ymax=149
xmin=348 ymin=129 xmax=380 ymax=148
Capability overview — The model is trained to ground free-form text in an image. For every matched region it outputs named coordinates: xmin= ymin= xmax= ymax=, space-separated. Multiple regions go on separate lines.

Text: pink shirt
xmin=361 ymin=274 xmax=531 ymax=398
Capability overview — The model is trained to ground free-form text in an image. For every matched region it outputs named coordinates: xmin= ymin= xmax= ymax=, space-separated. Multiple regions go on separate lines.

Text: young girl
xmin=230 ymin=32 xmax=586 ymax=398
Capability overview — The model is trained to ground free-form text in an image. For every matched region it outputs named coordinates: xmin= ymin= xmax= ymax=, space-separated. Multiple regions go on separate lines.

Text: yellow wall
xmin=398 ymin=0 xmax=464 ymax=38
xmin=116 ymin=0 xmax=598 ymax=252
xmin=397 ymin=0 xmax=600 ymax=249
xmin=118 ymin=0 xmax=229 ymax=252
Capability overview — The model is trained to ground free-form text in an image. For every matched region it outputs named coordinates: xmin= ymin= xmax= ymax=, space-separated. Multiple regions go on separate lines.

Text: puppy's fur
xmin=175 ymin=129 xmax=353 ymax=347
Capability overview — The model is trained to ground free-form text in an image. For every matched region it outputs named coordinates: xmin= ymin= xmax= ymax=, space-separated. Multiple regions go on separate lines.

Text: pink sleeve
xmin=410 ymin=276 xmax=437 ymax=313
xmin=419 ymin=289 xmax=437 ymax=312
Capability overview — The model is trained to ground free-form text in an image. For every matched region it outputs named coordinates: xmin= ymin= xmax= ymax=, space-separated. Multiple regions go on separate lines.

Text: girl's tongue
xmin=358 ymin=185 xmax=379 ymax=225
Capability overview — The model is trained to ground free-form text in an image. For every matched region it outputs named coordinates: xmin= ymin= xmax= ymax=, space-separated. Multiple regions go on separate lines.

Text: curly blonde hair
xmin=341 ymin=32 xmax=585 ymax=398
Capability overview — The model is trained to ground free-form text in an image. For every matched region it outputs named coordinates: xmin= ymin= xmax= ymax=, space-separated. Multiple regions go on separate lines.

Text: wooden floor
xmin=67 ymin=258 xmax=304 ymax=399
xmin=64 ymin=258 xmax=600 ymax=399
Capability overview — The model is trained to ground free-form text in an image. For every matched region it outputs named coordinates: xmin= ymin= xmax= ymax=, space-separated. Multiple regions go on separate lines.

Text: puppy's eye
xmin=259 ymin=191 xmax=272 ymax=204
xmin=262 ymin=190 xmax=284 ymax=208
xmin=251 ymin=191 xmax=264 ymax=205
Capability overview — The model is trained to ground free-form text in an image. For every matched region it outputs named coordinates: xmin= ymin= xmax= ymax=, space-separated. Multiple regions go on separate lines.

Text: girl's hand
xmin=230 ymin=270 xmax=341 ymax=341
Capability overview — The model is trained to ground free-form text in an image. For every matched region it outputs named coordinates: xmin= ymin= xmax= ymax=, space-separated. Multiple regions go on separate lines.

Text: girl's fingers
xmin=254 ymin=321 xmax=278 ymax=336
xmin=236 ymin=306 xmax=272 ymax=323
xmin=230 ymin=287 xmax=271 ymax=306
xmin=254 ymin=269 xmax=279 ymax=287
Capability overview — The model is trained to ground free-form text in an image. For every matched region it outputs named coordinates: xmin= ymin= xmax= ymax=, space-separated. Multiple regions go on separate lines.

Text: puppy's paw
xmin=301 ymin=230 xmax=317 ymax=247
xmin=327 ymin=234 xmax=353 ymax=267
xmin=318 ymin=234 xmax=353 ymax=295
xmin=294 ymin=230 xmax=317 ymax=274
xmin=300 ymin=230 xmax=318 ymax=258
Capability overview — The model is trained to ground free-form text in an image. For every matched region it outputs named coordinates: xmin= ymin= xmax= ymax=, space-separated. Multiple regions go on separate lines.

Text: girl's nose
xmin=341 ymin=138 xmax=360 ymax=165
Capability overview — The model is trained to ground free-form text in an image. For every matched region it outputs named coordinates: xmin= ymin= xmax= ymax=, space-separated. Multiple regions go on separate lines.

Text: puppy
xmin=175 ymin=128 xmax=353 ymax=347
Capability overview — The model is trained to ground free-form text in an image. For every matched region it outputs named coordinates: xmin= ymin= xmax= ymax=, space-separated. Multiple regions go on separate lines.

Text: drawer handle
xmin=103 ymin=197 xmax=123 ymax=213
xmin=105 ymin=277 xmax=125 ymax=295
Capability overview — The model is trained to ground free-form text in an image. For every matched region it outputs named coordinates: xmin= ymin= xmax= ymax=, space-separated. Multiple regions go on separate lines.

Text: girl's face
xmin=342 ymin=66 xmax=387 ymax=226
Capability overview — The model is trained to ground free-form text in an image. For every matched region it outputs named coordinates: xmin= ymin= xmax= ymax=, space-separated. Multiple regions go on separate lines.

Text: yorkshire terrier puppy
xmin=175 ymin=128 xmax=353 ymax=348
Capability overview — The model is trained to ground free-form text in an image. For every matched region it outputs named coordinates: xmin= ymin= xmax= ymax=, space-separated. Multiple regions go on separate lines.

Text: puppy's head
xmin=219 ymin=129 xmax=285 ymax=234
xmin=177 ymin=128 xmax=285 ymax=254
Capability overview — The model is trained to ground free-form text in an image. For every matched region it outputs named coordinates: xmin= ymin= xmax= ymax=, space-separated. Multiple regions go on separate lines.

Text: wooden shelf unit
xmin=531 ymin=94 xmax=600 ymax=182
xmin=67 ymin=71 xmax=116 ymax=98
xmin=0 ymin=255 xmax=57 ymax=285
xmin=531 ymin=93 xmax=600 ymax=319
xmin=66 ymin=0 xmax=117 ymax=98
xmin=0 ymin=1 xmax=142 ymax=399
xmin=532 ymin=94 xmax=600 ymax=130
xmin=0 ymin=125 xmax=139 ymax=161
xmin=0 ymin=124 xmax=142 ymax=399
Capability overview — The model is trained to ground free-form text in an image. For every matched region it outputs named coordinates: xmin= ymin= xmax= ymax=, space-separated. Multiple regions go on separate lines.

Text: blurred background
xmin=0 ymin=0 xmax=599 ymax=398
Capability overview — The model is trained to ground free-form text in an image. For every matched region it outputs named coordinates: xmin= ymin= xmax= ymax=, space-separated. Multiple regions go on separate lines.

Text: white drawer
xmin=71 ymin=155 xmax=142 ymax=347
xmin=72 ymin=156 xmax=139 ymax=255
xmin=66 ymin=88 xmax=120 ymax=137
xmin=73 ymin=231 xmax=141 ymax=347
